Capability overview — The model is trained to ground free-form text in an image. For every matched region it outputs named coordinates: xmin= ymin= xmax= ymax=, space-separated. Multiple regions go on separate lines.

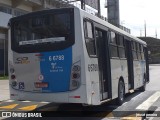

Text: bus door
xmin=126 ymin=40 xmax=134 ymax=89
xmin=95 ymin=28 xmax=111 ymax=100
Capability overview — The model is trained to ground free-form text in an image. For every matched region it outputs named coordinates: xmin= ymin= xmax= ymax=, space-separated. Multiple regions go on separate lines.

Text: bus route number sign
xmin=49 ymin=55 xmax=64 ymax=61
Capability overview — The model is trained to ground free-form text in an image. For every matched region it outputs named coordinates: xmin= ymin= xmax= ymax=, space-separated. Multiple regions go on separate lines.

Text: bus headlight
xmin=70 ymin=61 xmax=81 ymax=90
xmin=11 ymin=75 xmax=16 ymax=80
xmin=72 ymin=72 xmax=80 ymax=79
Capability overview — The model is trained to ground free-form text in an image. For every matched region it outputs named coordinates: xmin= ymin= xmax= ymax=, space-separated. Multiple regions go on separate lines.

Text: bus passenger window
xmin=118 ymin=35 xmax=126 ymax=58
xmin=119 ymin=48 xmax=126 ymax=58
xmin=132 ymin=42 xmax=138 ymax=60
xmin=118 ymin=35 xmax=124 ymax=46
xmin=140 ymin=45 xmax=145 ymax=60
xmin=141 ymin=52 xmax=145 ymax=60
xmin=110 ymin=32 xmax=117 ymax=44
xmin=133 ymin=51 xmax=137 ymax=60
xmin=84 ymin=20 xmax=96 ymax=56
xmin=137 ymin=43 xmax=142 ymax=60
xmin=86 ymin=22 xmax=93 ymax=38
xmin=132 ymin=41 xmax=136 ymax=50
xmin=110 ymin=32 xmax=118 ymax=58
xmin=110 ymin=45 xmax=118 ymax=57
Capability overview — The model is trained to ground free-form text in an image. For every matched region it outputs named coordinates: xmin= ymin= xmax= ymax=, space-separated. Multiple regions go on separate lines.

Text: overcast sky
xmin=100 ymin=0 xmax=160 ymax=38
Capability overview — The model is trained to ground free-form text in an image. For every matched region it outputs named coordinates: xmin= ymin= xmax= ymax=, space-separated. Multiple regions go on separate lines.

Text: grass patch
xmin=0 ymin=76 xmax=8 ymax=80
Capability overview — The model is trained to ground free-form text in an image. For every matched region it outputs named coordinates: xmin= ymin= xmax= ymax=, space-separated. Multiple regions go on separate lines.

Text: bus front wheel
xmin=117 ymin=80 xmax=125 ymax=105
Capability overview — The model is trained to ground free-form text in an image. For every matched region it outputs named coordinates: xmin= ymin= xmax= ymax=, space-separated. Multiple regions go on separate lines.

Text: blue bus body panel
xmin=40 ymin=47 xmax=72 ymax=92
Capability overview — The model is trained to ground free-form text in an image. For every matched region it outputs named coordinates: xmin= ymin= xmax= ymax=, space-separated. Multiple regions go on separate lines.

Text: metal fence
xmin=0 ymin=33 xmax=6 ymax=76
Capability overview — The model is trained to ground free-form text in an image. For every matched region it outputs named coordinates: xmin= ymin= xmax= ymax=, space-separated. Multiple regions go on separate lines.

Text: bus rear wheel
xmin=117 ymin=80 xmax=125 ymax=105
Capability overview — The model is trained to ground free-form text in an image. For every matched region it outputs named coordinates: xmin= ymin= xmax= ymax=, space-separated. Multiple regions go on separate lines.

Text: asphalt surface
xmin=1 ymin=64 xmax=160 ymax=120
xmin=0 ymin=80 xmax=9 ymax=101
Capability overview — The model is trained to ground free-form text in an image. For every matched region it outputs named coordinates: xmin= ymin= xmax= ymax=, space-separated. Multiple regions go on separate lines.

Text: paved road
xmin=146 ymin=64 xmax=160 ymax=91
xmin=0 ymin=80 xmax=9 ymax=101
xmin=1 ymin=64 xmax=160 ymax=120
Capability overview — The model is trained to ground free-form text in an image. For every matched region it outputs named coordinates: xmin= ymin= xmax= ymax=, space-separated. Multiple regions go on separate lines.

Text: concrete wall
xmin=16 ymin=4 xmax=32 ymax=12
xmin=0 ymin=0 xmax=12 ymax=6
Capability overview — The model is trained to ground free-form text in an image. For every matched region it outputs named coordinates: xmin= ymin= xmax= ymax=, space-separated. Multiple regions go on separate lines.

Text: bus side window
xmin=110 ymin=31 xmax=117 ymax=44
xmin=84 ymin=20 xmax=96 ymax=56
xmin=137 ymin=43 xmax=142 ymax=60
xmin=141 ymin=45 xmax=145 ymax=60
xmin=132 ymin=41 xmax=138 ymax=60
xmin=110 ymin=31 xmax=118 ymax=58
xmin=118 ymin=35 xmax=126 ymax=58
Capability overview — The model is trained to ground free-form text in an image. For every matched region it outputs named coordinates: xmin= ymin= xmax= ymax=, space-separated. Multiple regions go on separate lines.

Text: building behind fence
xmin=0 ymin=0 xmax=131 ymax=76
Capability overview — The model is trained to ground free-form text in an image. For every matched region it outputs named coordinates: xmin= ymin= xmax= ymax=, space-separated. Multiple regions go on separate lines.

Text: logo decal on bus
xmin=88 ymin=64 xmax=98 ymax=72
xmin=15 ymin=57 xmax=30 ymax=64
xmin=50 ymin=62 xmax=64 ymax=73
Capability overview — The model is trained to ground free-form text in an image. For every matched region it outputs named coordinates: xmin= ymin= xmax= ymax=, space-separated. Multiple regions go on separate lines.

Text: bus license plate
xmin=35 ymin=82 xmax=48 ymax=88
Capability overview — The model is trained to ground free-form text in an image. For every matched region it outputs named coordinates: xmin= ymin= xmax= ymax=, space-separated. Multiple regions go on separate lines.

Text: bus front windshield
xmin=11 ymin=9 xmax=74 ymax=53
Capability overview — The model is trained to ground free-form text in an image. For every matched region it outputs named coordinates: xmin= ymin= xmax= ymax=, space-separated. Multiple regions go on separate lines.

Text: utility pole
xmin=144 ymin=20 xmax=146 ymax=37
xmin=81 ymin=0 xmax=85 ymax=10
xmin=97 ymin=0 xmax=101 ymax=17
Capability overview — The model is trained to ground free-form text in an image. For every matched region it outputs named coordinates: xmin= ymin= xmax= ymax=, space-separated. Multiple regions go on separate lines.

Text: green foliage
xmin=0 ymin=76 xmax=8 ymax=80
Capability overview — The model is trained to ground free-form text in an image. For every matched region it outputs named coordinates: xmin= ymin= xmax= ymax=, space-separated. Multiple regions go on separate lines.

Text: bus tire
xmin=117 ymin=80 xmax=125 ymax=105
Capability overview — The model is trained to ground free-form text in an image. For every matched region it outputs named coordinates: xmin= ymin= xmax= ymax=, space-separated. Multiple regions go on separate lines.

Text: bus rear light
xmin=72 ymin=65 xmax=80 ymax=72
xmin=74 ymin=96 xmax=80 ymax=98
xmin=72 ymin=73 xmax=80 ymax=79
xmin=69 ymin=96 xmax=81 ymax=98
xmin=70 ymin=61 xmax=81 ymax=90
xmin=11 ymin=75 xmax=16 ymax=80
